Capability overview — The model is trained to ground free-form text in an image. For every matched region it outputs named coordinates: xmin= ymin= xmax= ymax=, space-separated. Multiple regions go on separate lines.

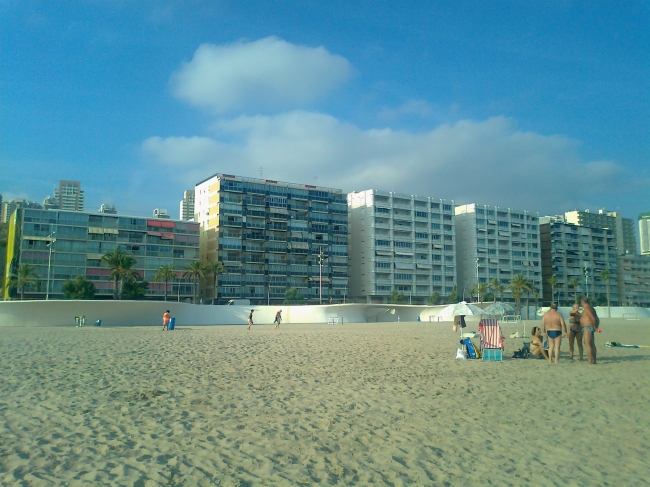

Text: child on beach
xmin=247 ymin=310 xmax=254 ymax=330
xmin=162 ymin=310 xmax=171 ymax=331
xmin=274 ymin=310 xmax=282 ymax=329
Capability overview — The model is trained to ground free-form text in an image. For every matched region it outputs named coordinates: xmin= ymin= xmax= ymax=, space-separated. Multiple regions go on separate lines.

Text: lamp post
xmin=343 ymin=278 xmax=348 ymax=304
xmin=46 ymin=225 xmax=56 ymax=300
xmin=317 ymin=245 xmax=328 ymax=305
xmin=583 ymin=262 xmax=589 ymax=298
xmin=462 ymin=281 xmax=469 ymax=302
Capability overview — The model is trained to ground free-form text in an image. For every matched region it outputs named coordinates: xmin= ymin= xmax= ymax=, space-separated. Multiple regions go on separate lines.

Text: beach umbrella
xmin=436 ymin=301 xmax=484 ymax=321
xmin=484 ymin=302 xmax=517 ymax=316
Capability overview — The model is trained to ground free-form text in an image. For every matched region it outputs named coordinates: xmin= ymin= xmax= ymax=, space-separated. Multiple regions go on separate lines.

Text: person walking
xmin=247 ymin=310 xmax=254 ymax=330
xmin=162 ymin=310 xmax=171 ymax=331
xmin=274 ymin=310 xmax=282 ymax=329
xmin=541 ymin=303 xmax=567 ymax=364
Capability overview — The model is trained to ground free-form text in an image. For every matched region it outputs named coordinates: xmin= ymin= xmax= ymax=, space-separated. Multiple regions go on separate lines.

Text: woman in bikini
xmin=530 ymin=326 xmax=549 ymax=360
xmin=568 ymin=303 xmax=583 ymax=360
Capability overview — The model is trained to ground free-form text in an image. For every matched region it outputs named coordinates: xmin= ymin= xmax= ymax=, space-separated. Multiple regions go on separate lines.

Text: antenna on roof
xmin=260 ymin=166 xmax=263 ymax=178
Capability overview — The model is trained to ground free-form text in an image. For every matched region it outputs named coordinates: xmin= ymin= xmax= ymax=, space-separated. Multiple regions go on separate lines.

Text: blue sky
xmin=1 ymin=1 xmax=648 ymax=225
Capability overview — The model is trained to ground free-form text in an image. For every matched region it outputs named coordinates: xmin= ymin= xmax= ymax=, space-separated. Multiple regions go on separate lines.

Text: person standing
xmin=580 ymin=297 xmax=600 ymax=364
xmin=247 ymin=309 xmax=254 ymax=330
xmin=567 ymin=303 xmax=583 ymax=360
xmin=541 ymin=303 xmax=567 ymax=364
xmin=162 ymin=310 xmax=171 ymax=331
xmin=274 ymin=310 xmax=282 ymax=329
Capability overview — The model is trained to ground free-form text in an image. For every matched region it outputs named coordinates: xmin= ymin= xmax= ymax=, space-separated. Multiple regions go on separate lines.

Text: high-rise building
xmin=565 ymin=209 xmax=636 ymax=255
xmin=347 ymin=189 xmax=456 ymax=304
xmin=195 ymin=174 xmax=348 ymax=304
xmin=3 ymin=208 xmax=199 ymax=300
xmin=52 ymin=180 xmax=84 ymax=212
xmin=616 ymin=255 xmax=650 ymax=307
xmin=1 ymin=199 xmax=42 ymax=223
xmin=455 ymin=204 xmax=542 ymax=302
xmin=540 ymin=217 xmax=618 ymax=305
xmin=98 ymin=203 xmax=117 ymax=214
xmin=153 ymin=208 xmax=170 ymax=219
xmin=179 ymin=190 xmax=195 ymax=221
xmin=640 ymin=212 xmax=650 ymax=256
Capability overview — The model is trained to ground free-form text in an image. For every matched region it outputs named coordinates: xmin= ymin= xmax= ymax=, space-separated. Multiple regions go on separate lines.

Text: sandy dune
xmin=1 ymin=320 xmax=649 ymax=486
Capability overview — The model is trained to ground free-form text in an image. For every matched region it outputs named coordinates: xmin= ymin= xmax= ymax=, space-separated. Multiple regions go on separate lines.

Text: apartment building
xmin=3 ymin=208 xmax=199 ymax=300
xmin=540 ymin=217 xmax=618 ymax=305
xmin=616 ymin=255 xmax=650 ymax=307
xmin=640 ymin=212 xmax=650 ymax=256
xmin=195 ymin=174 xmax=348 ymax=304
xmin=179 ymin=190 xmax=195 ymax=221
xmin=54 ymin=180 xmax=85 ymax=211
xmin=565 ymin=209 xmax=636 ymax=255
xmin=455 ymin=204 xmax=541 ymax=301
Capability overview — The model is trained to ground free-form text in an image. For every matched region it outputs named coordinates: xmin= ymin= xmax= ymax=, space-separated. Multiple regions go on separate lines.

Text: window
xmin=376 ymin=207 xmax=390 ymax=214
xmin=443 ymin=204 xmax=452 ymax=211
xmin=395 ymin=241 xmax=412 ymax=248
xmin=498 ymin=221 xmax=509 ymax=227
xmin=415 ymin=232 xmax=428 ymax=239
xmin=395 ymin=273 xmax=412 ymax=280
xmin=415 ymin=211 xmax=428 ymax=218
xmin=376 ymin=262 xmax=391 ymax=269
xmin=444 ymin=245 xmax=453 ymax=251
xmin=432 ymin=223 xmax=440 ymax=229
xmin=376 ymin=239 xmax=390 ymax=247
xmin=476 ymin=209 xmax=485 ymax=215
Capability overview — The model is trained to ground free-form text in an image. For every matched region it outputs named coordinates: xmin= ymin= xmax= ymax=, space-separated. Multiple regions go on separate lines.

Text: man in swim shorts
xmin=580 ymin=297 xmax=600 ymax=364
xmin=568 ymin=303 xmax=584 ymax=360
xmin=541 ymin=303 xmax=567 ymax=364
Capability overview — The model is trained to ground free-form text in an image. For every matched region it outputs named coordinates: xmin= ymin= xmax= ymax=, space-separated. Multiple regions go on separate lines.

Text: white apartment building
xmin=54 ymin=180 xmax=84 ymax=212
xmin=640 ymin=212 xmax=650 ymax=256
xmin=347 ymin=189 xmax=456 ymax=304
xmin=455 ymin=204 xmax=541 ymax=301
xmin=179 ymin=190 xmax=195 ymax=221
xmin=565 ymin=209 xmax=636 ymax=255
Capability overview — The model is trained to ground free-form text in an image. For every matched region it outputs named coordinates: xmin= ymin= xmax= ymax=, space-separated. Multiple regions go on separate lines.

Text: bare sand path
xmin=1 ymin=321 xmax=649 ymax=486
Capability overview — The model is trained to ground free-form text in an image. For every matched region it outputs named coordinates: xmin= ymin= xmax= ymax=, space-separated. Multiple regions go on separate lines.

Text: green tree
xmin=489 ymin=278 xmax=501 ymax=303
xmin=101 ymin=248 xmax=139 ymax=300
xmin=567 ymin=277 xmax=581 ymax=304
xmin=511 ymin=288 xmax=524 ymax=317
xmin=122 ymin=278 xmax=149 ymax=300
xmin=205 ymin=261 xmax=227 ymax=304
xmin=62 ymin=276 xmax=96 ymax=300
xmin=601 ymin=269 xmax=612 ymax=318
xmin=556 ymin=283 xmax=564 ymax=306
xmin=523 ymin=278 xmax=533 ymax=320
xmin=546 ymin=275 xmax=557 ymax=305
xmin=477 ymin=283 xmax=488 ymax=303
xmin=154 ymin=264 xmax=176 ymax=302
xmin=510 ymin=274 xmax=532 ymax=318
xmin=427 ymin=292 xmax=440 ymax=305
xmin=284 ymin=287 xmax=305 ymax=304
xmin=447 ymin=285 xmax=458 ymax=304
xmin=388 ymin=290 xmax=405 ymax=304
xmin=9 ymin=264 xmax=38 ymax=300
xmin=533 ymin=288 xmax=540 ymax=311
xmin=184 ymin=261 xmax=206 ymax=304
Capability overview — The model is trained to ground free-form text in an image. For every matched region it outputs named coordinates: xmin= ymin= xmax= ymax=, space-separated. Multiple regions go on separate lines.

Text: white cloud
xmin=378 ymin=99 xmax=433 ymax=120
xmin=170 ymin=37 xmax=353 ymax=113
xmin=141 ymin=112 xmax=629 ymax=215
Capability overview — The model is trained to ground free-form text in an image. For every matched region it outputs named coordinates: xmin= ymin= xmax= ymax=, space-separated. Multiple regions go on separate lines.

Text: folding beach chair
xmin=478 ymin=318 xmax=504 ymax=361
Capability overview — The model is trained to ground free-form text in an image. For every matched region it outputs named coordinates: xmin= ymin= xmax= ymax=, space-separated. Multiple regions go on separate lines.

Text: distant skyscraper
xmin=45 ymin=180 xmax=84 ymax=212
xmin=1 ymin=199 xmax=42 ymax=223
xmin=153 ymin=208 xmax=170 ymax=219
xmin=640 ymin=212 xmax=650 ymax=256
xmin=179 ymin=189 xmax=195 ymax=221
xmin=565 ymin=209 xmax=636 ymax=255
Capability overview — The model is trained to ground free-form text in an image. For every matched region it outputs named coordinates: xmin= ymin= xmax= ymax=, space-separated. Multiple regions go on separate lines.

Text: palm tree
xmin=101 ymin=248 xmax=129 ymax=299
xmin=205 ymin=261 xmax=227 ymax=304
xmin=10 ymin=264 xmax=38 ymax=300
xmin=555 ymin=282 xmax=564 ymax=306
xmin=469 ymin=283 xmax=479 ymax=302
xmin=511 ymin=288 xmax=524 ymax=317
xmin=568 ymin=277 xmax=581 ymax=304
xmin=533 ymin=288 xmax=540 ymax=311
xmin=601 ymin=269 xmax=612 ymax=318
xmin=184 ymin=261 xmax=206 ymax=304
xmin=523 ymin=277 xmax=533 ymax=320
xmin=489 ymin=278 xmax=501 ymax=302
xmin=477 ymin=283 xmax=488 ymax=303
xmin=546 ymin=276 xmax=556 ymax=306
xmin=510 ymin=274 xmax=529 ymax=317
xmin=154 ymin=265 xmax=175 ymax=302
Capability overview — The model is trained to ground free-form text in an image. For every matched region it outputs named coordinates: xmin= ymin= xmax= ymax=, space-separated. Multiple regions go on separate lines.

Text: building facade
xmin=347 ymin=190 xmax=456 ymax=304
xmin=616 ymin=255 xmax=650 ymax=307
xmin=565 ymin=209 xmax=636 ymax=255
xmin=540 ymin=217 xmax=618 ymax=305
xmin=3 ymin=208 xmax=199 ymax=300
xmin=455 ymin=204 xmax=542 ymax=301
xmin=179 ymin=190 xmax=195 ymax=221
xmin=195 ymin=174 xmax=348 ymax=304
xmin=640 ymin=212 xmax=650 ymax=256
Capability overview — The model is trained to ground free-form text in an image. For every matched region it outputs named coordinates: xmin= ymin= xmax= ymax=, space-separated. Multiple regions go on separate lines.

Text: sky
xmin=1 ymin=1 xmax=648 ymax=225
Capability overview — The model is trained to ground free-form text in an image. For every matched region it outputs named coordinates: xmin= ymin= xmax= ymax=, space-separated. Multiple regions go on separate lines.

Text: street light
xmin=317 ymin=245 xmax=328 ymax=305
xmin=46 ymin=224 xmax=56 ymax=300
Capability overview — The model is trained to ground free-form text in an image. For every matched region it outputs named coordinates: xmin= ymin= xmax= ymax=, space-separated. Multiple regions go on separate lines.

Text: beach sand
xmin=1 ymin=320 xmax=649 ymax=486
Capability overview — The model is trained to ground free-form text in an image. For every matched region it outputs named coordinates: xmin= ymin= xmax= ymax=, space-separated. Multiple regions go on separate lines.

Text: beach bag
xmin=512 ymin=349 xmax=526 ymax=359
xmin=461 ymin=338 xmax=478 ymax=359
xmin=456 ymin=348 xmax=467 ymax=360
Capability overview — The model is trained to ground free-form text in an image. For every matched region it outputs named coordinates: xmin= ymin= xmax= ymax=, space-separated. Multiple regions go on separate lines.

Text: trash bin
xmin=169 ymin=317 xmax=175 ymax=330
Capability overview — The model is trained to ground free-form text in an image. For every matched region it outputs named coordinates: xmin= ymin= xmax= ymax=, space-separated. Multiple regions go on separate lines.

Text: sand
xmin=1 ymin=320 xmax=649 ymax=486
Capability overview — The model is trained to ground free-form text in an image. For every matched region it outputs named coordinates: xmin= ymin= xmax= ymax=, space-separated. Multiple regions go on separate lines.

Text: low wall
xmin=0 ymin=300 xmax=441 ymax=327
